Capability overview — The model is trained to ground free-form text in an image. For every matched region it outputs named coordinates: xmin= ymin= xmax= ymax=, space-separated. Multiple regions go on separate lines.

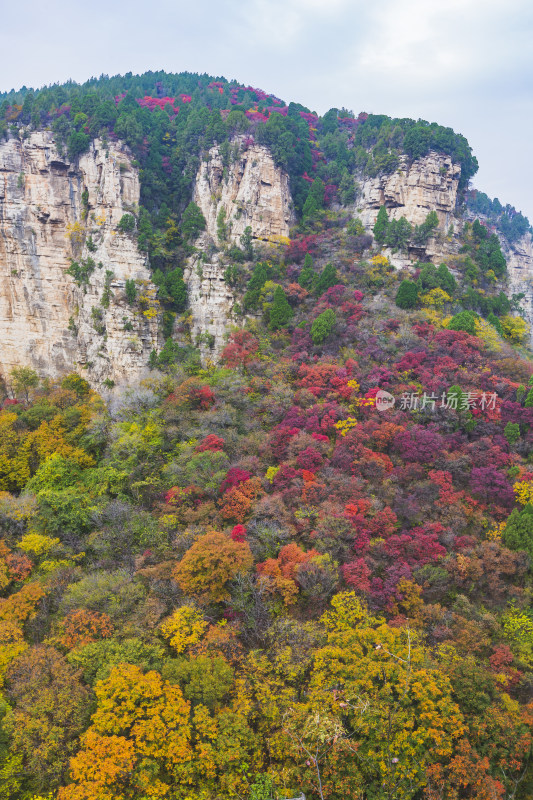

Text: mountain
xmin=0 ymin=72 xmax=532 ymax=800
xmin=1 ymin=70 xmax=532 ymax=385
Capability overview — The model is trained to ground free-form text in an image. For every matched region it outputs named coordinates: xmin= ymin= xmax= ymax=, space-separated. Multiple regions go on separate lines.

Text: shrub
xmin=117 ymin=213 xmax=135 ymax=233
xmin=447 ymin=310 xmax=478 ymax=335
xmin=504 ymin=422 xmax=520 ymax=445
xmin=501 ymin=315 xmax=528 ymax=344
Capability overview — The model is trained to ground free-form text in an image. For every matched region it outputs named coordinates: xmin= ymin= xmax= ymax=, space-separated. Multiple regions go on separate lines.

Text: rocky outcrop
xmin=193 ymin=140 xmax=295 ymax=245
xmin=185 ymin=140 xmax=295 ymax=361
xmin=0 ymin=130 xmax=160 ymax=387
xmin=357 ymin=151 xmax=461 ymax=231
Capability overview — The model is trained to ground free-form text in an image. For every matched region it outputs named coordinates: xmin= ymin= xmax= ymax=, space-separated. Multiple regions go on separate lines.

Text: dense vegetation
xmin=352 ymin=114 xmax=478 ymax=188
xmin=466 ymin=190 xmax=532 ymax=244
xmin=1 ymin=198 xmax=533 ymax=798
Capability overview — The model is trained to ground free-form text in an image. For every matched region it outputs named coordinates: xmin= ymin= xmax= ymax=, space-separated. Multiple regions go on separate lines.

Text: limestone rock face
xmin=183 ymin=236 xmax=237 ymax=362
xmin=0 ymin=131 xmax=160 ymax=387
xmin=357 ymin=151 xmax=461 ymax=230
xmin=193 ymin=140 xmax=295 ymax=245
xmin=501 ymin=232 xmax=533 ymax=341
xmin=185 ymin=141 xmax=295 ymax=360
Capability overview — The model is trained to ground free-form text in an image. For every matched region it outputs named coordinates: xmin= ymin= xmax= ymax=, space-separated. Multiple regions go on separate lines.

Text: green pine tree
xmin=487 ymin=312 xmax=503 ymax=335
xmin=373 ymin=206 xmax=389 ymax=245
xmin=436 ymin=263 xmax=456 ymax=294
xmin=339 ymin=169 xmax=356 ymax=205
xmin=447 ymin=310 xmax=478 ymax=335
xmin=302 ymin=177 xmax=325 ymax=219
xmin=269 ymin=286 xmax=293 ymax=330
xmin=311 ymin=308 xmax=336 ymax=344
xmin=181 ymin=202 xmax=206 ymax=241
xmin=243 ymin=263 xmax=268 ymax=310
xmin=299 ymin=253 xmax=315 ymax=290
xmin=395 ymin=280 xmax=419 ymax=309
xmin=315 ymin=262 xmax=338 ymax=296
xmin=502 ymin=505 xmax=533 ymax=561
xmin=504 ymin=422 xmax=521 ymax=445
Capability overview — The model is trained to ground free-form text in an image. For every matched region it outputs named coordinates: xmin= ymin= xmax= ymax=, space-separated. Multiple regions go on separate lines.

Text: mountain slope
xmin=0 ymin=71 xmax=532 ymax=800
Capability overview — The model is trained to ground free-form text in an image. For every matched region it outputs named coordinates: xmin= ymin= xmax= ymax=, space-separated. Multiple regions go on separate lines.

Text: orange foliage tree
xmin=174 ymin=531 xmax=253 ymax=604
xmin=59 ymin=609 xmax=114 ymax=649
xmin=220 ymin=476 xmax=261 ymax=523
xmin=258 ymin=543 xmax=319 ymax=605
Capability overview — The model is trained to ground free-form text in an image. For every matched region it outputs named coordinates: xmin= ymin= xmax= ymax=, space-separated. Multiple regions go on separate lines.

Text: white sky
xmin=1 ymin=0 xmax=531 ymax=218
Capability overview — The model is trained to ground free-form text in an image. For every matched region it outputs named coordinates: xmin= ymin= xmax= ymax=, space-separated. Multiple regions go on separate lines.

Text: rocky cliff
xmin=185 ymin=140 xmax=295 ymax=359
xmin=183 ymin=240 xmax=237 ymax=362
xmin=2 ymin=126 xmax=532 ymax=377
xmin=193 ymin=140 xmax=295 ymax=246
xmin=499 ymin=232 xmax=533 ymax=339
xmin=0 ymin=131 xmax=160 ymax=387
xmin=357 ymin=151 xmax=461 ymax=231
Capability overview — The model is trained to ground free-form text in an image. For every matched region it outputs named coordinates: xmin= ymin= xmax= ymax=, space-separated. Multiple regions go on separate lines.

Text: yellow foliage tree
xmin=59 ymin=664 xmax=192 ymax=800
xmin=301 ymin=592 xmax=464 ymax=799
xmin=501 ymin=314 xmax=528 ymax=344
xmin=513 ymin=480 xmax=533 ymax=505
xmin=0 ymin=415 xmax=93 ymax=492
xmin=18 ymin=533 xmax=60 ymax=557
xmin=159 ymin=605 xmax=207 ymax=654
xmin=0 ymin=621 xmax=27 ymax=686
xmin=420 ymin=288 xmax=452 ymax=308
xmin=474 ymin=318 xmax=502 ymax=352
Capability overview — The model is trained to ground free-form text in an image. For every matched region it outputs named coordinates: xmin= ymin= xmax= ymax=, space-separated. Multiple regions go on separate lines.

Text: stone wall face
xmin=2 ymin=128 xmax=532 ymax=375
xmin=500 ymin=232 xmax=533 ymax=343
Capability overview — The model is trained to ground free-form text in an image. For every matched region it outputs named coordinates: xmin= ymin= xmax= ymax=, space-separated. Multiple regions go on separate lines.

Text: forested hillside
xmin=0 ymin=71 xmax=532 ymax=800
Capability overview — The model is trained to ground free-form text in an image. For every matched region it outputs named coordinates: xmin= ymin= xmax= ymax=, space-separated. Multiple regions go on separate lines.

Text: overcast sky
xmin=1 ymin=0 xmax=531 ymax=219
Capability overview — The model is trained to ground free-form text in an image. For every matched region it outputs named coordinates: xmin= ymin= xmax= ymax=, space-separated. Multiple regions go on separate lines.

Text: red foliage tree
xmin=219 ymin=467 xmax=251 ymax=496
xmin=195 ymin=434 xmax=225 ymax=453
xmin=221 ymin=331 xmax=260 ymax=371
